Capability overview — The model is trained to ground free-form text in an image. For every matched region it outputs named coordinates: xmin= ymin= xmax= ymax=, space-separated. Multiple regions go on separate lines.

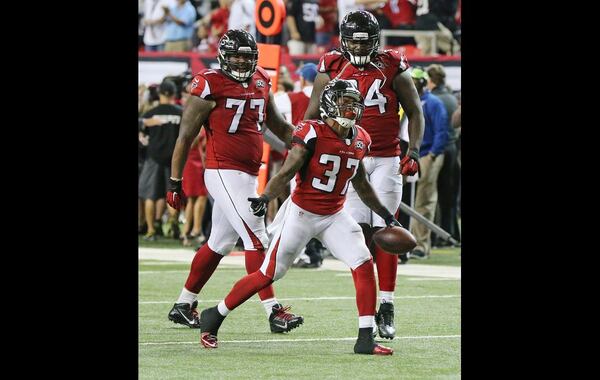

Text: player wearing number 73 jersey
xmin=304 ymin=10 xmax=425 ymax=339
xmin=165 ymin=29 xmax=304 ymax=334
xmin=198 ymin=79 xmax=399 ymax=355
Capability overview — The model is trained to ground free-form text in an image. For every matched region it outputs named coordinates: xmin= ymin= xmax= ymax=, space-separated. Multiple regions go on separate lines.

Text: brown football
xmin=372 ymin=226 xmax=417 ymax=255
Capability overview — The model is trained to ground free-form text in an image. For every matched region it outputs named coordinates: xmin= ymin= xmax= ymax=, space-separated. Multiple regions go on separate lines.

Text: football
xmin=372 ymin=226 xmax=417 ymax=255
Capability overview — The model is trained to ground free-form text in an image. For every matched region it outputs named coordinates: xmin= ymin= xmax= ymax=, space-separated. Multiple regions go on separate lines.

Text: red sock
xmin=351 ymin=259 xmax=377 ymax=316
xmin=184 ymin=243 xmax=223 ymax=293
xmin=224 ymin=270 xmax=273 ymax=310
xmin=244 ymin=249 xmax=275 ymax=301
xmin=374 ymin=244 xmax=398 ymax=291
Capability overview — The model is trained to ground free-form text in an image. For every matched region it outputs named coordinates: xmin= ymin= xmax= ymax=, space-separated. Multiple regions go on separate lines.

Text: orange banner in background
xmin=256 ymin=43 xmax=281 ymax=194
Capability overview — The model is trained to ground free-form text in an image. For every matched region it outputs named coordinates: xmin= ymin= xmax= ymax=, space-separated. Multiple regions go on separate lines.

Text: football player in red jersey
xmin=304 ymin=10 xmax=425 ymax=339
xmin=198 ymin=79 xmax=399 ymax=355
xmin=165 ymin=29 xmax=303 ymax=333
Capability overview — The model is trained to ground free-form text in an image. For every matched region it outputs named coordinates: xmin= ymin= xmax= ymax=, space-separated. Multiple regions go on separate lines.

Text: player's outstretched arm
xmin=393 ymin=71 xmax=425 ymax=156
xmin=351 ymin=162 xmax=399 ymax=226
xmin=262 ymin=144 xmax=309 ymax=200
xmin=303 ymin=72 xmax=331 ymax=120
xmin=265 ymin=92 xmax=294 ymax=148
xmin=170 ymin=96 xmax=214 ymax=179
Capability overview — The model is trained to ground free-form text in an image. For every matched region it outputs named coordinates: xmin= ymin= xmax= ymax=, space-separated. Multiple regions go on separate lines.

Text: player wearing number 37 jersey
xmin=198 ymin=79 xmax=401 ymax=355
xmin=165 ymin=29 xmax=304 ymax=334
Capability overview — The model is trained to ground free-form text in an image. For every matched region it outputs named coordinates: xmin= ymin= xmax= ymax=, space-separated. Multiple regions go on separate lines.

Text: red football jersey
xmin=318 ymin=49 xmax=409 ymax=157
xmin=189 ymin=67 xmax=271 ymax=176
xmin=291 ymin=119 xmax=371 ymax=215
xmin=288 ymin=90 xmax=310 ymax=126
xmin=382 ymin=0 xmax=417 ymax=27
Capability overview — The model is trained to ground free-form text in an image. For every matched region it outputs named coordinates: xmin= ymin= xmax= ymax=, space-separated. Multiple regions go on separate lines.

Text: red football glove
xmin=166 ymin=177 xmax=184 ymax=210
xmin=400 ymin=150 xmax=420 ymax=176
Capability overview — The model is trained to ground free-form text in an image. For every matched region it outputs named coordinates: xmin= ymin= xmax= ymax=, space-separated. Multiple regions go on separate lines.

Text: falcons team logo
xmin=355 ymin=140 xmax=364 ymax=150
xmin=294 ymin=124 xmax=303 ymax=132
xmin=256 ymin=79 xmax=265 ymax=88
xmin=373 ymin=60 xmax=386 ymax=69
xmin=191 ymin=77 xmax=200 ymax=89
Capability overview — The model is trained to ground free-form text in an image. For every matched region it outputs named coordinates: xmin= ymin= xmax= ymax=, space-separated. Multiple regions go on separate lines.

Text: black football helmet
xmin=217 ymin=29 xmax=259 ymax=82
xmin=339 ymin=10 xmax=380 ymax=66
xmin=319 ymin=79 xmax=365 ymax=129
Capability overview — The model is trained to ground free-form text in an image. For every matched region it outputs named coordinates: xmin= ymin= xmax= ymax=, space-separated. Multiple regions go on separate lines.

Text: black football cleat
xmin=199 ymin=306 xmax=225 ymax=349
xmin=376 ymin=302 xmax=396 ymax=339
xmin=269 ymin=304 xmax=304 ymax=333
xmin=354 ymin=327 xmax=394 ymax=355
xmin=168 ymin=301 xmax=201 ymax=328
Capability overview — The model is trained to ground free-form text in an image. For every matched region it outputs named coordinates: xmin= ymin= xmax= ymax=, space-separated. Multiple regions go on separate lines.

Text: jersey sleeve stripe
xmin=303 ymin=124 xmax=316 ymax=143
xmin=200 ymin=79 xmax=211 ymax=99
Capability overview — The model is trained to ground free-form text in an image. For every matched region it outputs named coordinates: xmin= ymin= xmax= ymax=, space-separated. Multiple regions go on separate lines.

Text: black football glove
xmin=384 ymin=214 xmax=401 ymax=227
xmin=247 ymin=194 xmax=270 ymax=217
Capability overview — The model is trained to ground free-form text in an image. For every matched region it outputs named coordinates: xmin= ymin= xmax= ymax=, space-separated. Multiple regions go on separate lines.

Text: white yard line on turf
xmin=139 ymin=335 xmax=461 ymax=345
xmin=139 ymin=295 xmax=460 ymax=304
xmin=139 ymin=247 xmax=461 ymax=279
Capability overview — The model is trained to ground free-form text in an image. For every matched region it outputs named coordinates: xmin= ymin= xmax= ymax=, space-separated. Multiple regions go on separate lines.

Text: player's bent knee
xmin=349 ymin=255 xmax=372 ymax=271
xmin=207 ymin=240 xmax=236 ymax=256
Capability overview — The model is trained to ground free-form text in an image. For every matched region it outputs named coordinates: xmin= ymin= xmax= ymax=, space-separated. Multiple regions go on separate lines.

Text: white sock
xmin=359 ymin=315 xmax=375 ymax=328
xmin=176 ymin=288 xmax=198 ymax=305
xmin=380 ymin=291 xmax=394 ymax=304
xmin=217 ymin=300 xmax=230 ymax=317
xmin=261 ymin=298 xmax=278 ymax=317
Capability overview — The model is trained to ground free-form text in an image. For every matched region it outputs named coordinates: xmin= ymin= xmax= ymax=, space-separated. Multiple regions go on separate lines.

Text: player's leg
xmin=191 ymin=195 xmax=207 ymax=241
xmin=168 ymin=200 xmax=237 ymax=328
xmin=318 ymin=210 xmax=393 ymax=355
xmin=369 ymin=156 xmax=404 ymax=339
xmin=138 ymin=157 xmax=160 ymax=239
xmin=169 ymin=169 xmax=245 ymax=328
xmin=204 ymin=169 xmax=281 ymax=313
xmin=410 ymin=154 xmax=445 ymax=257
xmin=200 ymin=201 xmax=313 ymax=347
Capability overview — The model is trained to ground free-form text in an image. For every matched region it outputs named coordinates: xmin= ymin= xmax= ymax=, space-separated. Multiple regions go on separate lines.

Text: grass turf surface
xmin=139 ymin=252 xmax=461 ymax=379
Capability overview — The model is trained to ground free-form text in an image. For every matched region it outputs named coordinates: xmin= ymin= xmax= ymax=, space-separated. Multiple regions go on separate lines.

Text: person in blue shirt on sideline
xmin=408 ymin=67 xmax=449 ymax=259
xmin=163 ymin=0 xmax=197 ymax=52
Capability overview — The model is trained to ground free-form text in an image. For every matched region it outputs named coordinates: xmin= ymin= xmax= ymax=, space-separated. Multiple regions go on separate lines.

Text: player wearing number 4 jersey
xmin=165 ymin=29 xmax=303 ymax=334
xmin=305 ymin=10 xmax=425 ymax=340
xmin=198 ymin=79 xmax=399 ymax=355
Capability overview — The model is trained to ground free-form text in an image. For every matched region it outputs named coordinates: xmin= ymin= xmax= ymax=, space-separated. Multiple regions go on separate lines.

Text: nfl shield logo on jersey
xmin=355 ymin=140 xmax=365 ymax=150
xmin=256 ymin=79 xmax=265 ymax=88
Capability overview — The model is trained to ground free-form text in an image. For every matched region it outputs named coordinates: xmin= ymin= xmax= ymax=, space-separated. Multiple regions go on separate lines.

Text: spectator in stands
xmin=380 ymin=0 xmax=418 ymax=47
xmin=143 ymin=0 xmax=173 ymax=51
xmin=139 ymin=80 xmax=183 ymax=241
xmin=140 ymin=84 xmax=161 ymax=115
xmin=275 ymin=63 xmax=318 ymax=125
xmin=163 ymin=0 xmax=197 ymax=52
xmin=286 ymin=0 xmax=320 ymax=55
xmin=426 ymin=64 xmax=460 ymax=245
xmin=196 ymin=0 xmax=230 ymax=52
xmin=228 ymin=0 xmax=255 ymax=36
xmin=316 ymin=0 xmax=338 ymax=53
xmin=414 ymin=0 xmax=459 ymax=55
xmin=408 ymin=67 xmax=448 ymax=259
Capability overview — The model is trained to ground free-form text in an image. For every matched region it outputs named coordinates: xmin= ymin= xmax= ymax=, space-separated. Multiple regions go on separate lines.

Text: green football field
xmin=139 ymin=248 xmax=461 ymax=379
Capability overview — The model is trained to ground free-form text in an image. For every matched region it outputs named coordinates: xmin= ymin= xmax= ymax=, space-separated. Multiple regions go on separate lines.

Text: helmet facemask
xmin=341 ymin=33 xmax=379 ymax=66
xmin=218 ymin=48 xmax=258 ymax=81
xmin=320 ymin=82 xmax=365 ymax=129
